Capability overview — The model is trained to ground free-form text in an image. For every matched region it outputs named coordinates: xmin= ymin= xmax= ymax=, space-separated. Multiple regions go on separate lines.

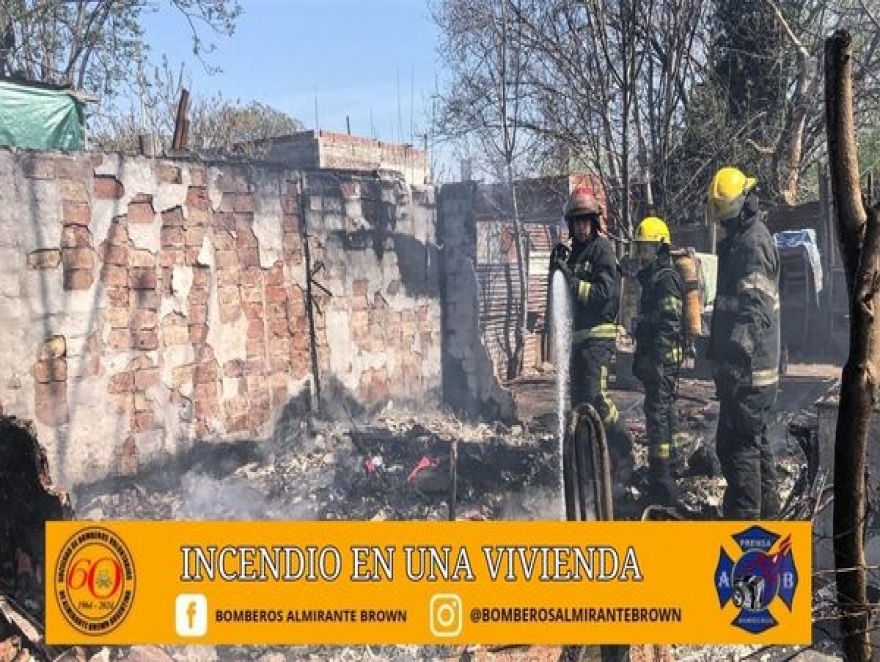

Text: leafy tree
xmin=0 ymin=0 xmax=241 ymax=95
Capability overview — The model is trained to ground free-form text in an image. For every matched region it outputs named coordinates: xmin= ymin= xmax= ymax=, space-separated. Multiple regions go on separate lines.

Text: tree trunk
xmin=825 ymin=29 xmax=873 ymax=662
xmin=506 ymin=169 xmax=527 ymax=380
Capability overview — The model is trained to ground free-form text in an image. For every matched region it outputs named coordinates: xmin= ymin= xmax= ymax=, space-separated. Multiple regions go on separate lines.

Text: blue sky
xmin=140 ymin=0 xmax=444 ymax=146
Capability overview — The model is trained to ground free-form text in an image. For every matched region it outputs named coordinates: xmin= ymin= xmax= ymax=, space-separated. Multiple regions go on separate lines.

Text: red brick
xmin=188 ymin=207 xmax=210 ymax=226
xmin=270 ymin=373 xmax=289 ymax=406
xmin=21 ymin=155 xmax=55 ymax=179
xmin=189 ymin=168 xmax=208 ymax=188
xmin=264 ymin=285 xmax=286 ymax=303
xmin=268 ymin=319 xmax=289 ymax=338
xmin=32 ymin=359 xmax=67 ymax=383
xmin=105 ymin=306 xmax=130 ymax=328
xmin=160 ymin=206 xmax=185 ymax=228
xmin=127 ymin=200 xmax=154 ymax=224
xmin=214 ymin=250 xmax=237 ymax=269
xmin=101 ymin=243 xmax=127 ymax=265
xmin=61 ymin=179 xmax=90 ymax=203
xmin=194 ymin=359 xmax=218 ymax=383
xmin=172 ymin=364 xmax=196 ymax=387
xmin=246 ymin=339 xmax=265 ymax=358
xmin=189 ymin=287 xmax=209 ymax=306
xmin=94 ymin=176 xmax=124 ymax=199
xmin=132 ymin=329 xmax=159 ymax=351
xmin=290 ymin=332 xmax=310 ymax=352
xmin=54 ymin=157 xmax=91 ymax=180
xmin=197 ymin=345 xmax=214 ymax=362
xmin=187 ymin=304 xmax=207 ymax=324
xmin=236 ymin=220 xmax=257 ymax=246
xmin=62 ymin=248 xmax=94 ymax=270
xmin=238 ymin=248 xmax=260 ymax=268
xmin=283 ymin=232 xmax=301 ymax=253
xmin=101 ymin=265 xmax=128 ymax=287
xmin=184 ymin=227 xmax=205 ymax=248
xmin=234 ymin=194 xmax=255 ymax=213
xmin=282 ymin=213 xmax=300 ymax=232
xmin=107 ymin=220 xmax=129 ymax=246
xmin=237 ymin=285 xmax=260 ymax=304
xmin=63 ymin=201 xmax=91 ymax=226
xmin=213 ymin=211 xmax=236 ymax=232
xmin=64 ymin=269 xmax=94 ymax=291
xmin=159 ymin=250 xmax=186 ymax=267
xmin=108 ymin=371 xmax=134 ymax=393
xmin=161 ymin=227 xmax=184 ymax=249
xmin=192 ymin=268 xmax=211 ymax=289
xmin=130 ymin=309 xmax=158 ymax=330
xmin=186 ymin=186 xmax=209 ymax=210
xmin=129 ymin=249 xmax=155 ymax=268
xmin=161 ymin=315 xmax=189 ymax=345
xmin=247 ymin=319 xmax=265 ymax=341
xmin=245 ymin=357 xmax=266 ymax=375
xmin=105 ymin=287 xmax=129 ymax=307
xmin=130 ymin=289 xmax=159 ymax=310
xmin=126 ymin=355 xmax=153 ymax=372
xmin=61 ymin=226 xmax=92 ymax=249
xmin=290 ymin=351 xmax=311 ymax=379
xmin=224 ymin=360 xmax=245 ymax=378
xmin=156 ymin=163 xmax=182 ymax=184
xmin=265 ymin=263 xmax=284 ymax=286
xmin=217 ymin=265 xmax=241 ymax=286
xmin=194 ymin=396 xmax=221 ymax=418
xmin=128 ymin=267 xmax=157 ymax=290
xmin=352 ymin=280 xmax=368 ymax=298
xmin=131 ymin=411 xmax=154 ymax=433
xmin=119 ymin=435 xmax=138 ymax=476
xmin=135 ymin=367 xmax=160 ymax=390
xmin=189 ymin=324 xmax=208 ymax=344
xmin=107 ymin=328 xmax=130 ymax=350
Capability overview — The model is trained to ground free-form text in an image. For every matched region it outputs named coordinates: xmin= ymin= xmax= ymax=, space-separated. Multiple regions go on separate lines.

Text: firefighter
xmin=706 ymin=167 xmax=781 ymax=520
xmin=551 ymin=188 xmax=635 ymax=491
xmin=631 ymin=216 xmax=684 ymax=506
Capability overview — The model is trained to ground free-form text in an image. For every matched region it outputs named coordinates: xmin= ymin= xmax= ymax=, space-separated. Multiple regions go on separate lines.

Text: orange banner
xmin=45 ymin=520 xmax=811 ymax=645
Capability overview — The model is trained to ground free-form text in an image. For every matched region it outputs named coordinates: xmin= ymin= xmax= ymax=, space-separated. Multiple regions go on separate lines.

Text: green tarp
xmin=0 ymin=79 xmax=85 ymax=150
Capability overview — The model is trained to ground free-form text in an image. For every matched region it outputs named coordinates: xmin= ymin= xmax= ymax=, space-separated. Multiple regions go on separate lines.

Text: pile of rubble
xmin=0 ymin=382 xmax=846 ymax=661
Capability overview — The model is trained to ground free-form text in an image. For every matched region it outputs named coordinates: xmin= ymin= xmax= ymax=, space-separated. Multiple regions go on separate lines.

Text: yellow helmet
xmin=635 ymin=216 xmax=670 ymax=244
xmin=707 ymin=166 xmax=757 ymax=223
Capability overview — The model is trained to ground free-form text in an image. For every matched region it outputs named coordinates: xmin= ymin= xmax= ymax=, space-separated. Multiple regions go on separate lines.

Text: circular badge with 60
xmin=54 ymin=527 xmax=136 ymax=635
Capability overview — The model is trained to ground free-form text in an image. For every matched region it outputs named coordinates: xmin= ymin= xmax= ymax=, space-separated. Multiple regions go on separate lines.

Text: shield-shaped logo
xmin=714 ymin=525 xmax=798 ymax=634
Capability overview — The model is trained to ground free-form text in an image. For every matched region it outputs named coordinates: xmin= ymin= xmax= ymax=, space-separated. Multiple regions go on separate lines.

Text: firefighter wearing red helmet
xmin=551 ymin=187 xmax=635 ymax=497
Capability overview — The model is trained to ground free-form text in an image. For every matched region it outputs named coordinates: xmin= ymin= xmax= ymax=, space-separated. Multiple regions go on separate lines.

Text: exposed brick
xmin=32 ymin=358 xmax=67 ymax=383
xmin=61 ymin=226 xmax=92 ymax=249
xmin=270 ymin=373 xmax=289 ymax=406
xmin=265 ymin=263 xmax=284 ymax=286
xmin=218 ymin=287 xmax=241 ymax=322
xmin=131 ymin=411 xmax=154 ymax=433
xmin=240 ymin=267 xmax=262 ymax=287
xmin=192 ymin=268 xmax=211 ymax=289
xmin=246 ymin=356 xmax=266 ymax=375
xmin=188 ymin=304 xmax=208 ymax=324
xmin=105 ymin=306 xmax=130 ymax=328
xmin=197 ymin=345 xmax=215 ymax=362
xmin=101 ymin=265 xmax=127 ymax=287
xmin=352 ymin=279 xmax=368 ymax=298
xmin=94 ymin=176 xmax=125 ymax=199
xmin=212 ymin=230 xmax=235 ymax=251
xmin=189 ymin=287 xmax=209 ymax=306
xmin=268 ymin=336 xmax=289 ymax=358
xmin=186 ymin=186 xmax=210 ymax=210
xmin=134 ymin=392 xmax=151 ymax=412
xmin=225 ymin=397 xmax=250 ymax=432
xmin=107 ymin=328 xmax=131 ymax=351
xmin=215 ymin=250 xmax=238 ymax=269
xmin=162 ymin=206 xmax=186 ymax=227
xmin=27 ymin=249 xmax=61 ymax=270
xmin=217 ymin=265 xmax=241 ymax=286
xmin=218 ymin=173 xmax=251 ymax=194
xmin=189 ymin=324 xmax=208 ymax=344
xmin=246 ymin=339 xmax=265 ymax=358
xmin=268 ymin=319 xmax=288 ymax=338
xmin=283 ymin=232 xmax=301 ymax=253
xmin=129 ymin=267 xmax=157 ymax=290
xmin=161 ymin=227 xmax=185 ymax=249
xmin=265 ymin=285 xmax=287 ymax=304
xmin=188 ymin=207 xmax=210 ymax=226
xmin=129 ymin=249 xmax=156 ymax=268
xmin=194 ymin=397 xmax=221 ymax=419
xmin=61 ymin=179 xmax=91 ymax=204
xmin=264 ymin=302 xmax=285 ymax=320
xmin=130 ymin=289 xmax=159 ymax=310
xmin=224 ymin=359 xmax=245 ymax=377
xmin=64 ymin=269 xmax=94 ymax=291
xmin=213 ymin=211 xmax=236 ymax=232
xmin=62 ymin=201 xmax=91 ymax=226
xmin=135 ymin=367 xmax=160 ymax=390
xmin=104 ymin=286 xmax=128 ymax=308
xmin=234 ymin=194 xmax=255 ymax=213
xmin=132 ymin=329 xmax=159 ymax=351
xmin=290 ymin=332 xmax=310 ymax=352
xmin=194 ymin=360 xmax=218 ymax=384
xmin=159 ymin=250 xmax=186 ymax=268
xmin=114 ymin=393 xmax=134 ymax=413
xmin=238 ymin=248 xmax=260 ymax=268
xmin=108 ymin=371 xmax=135 ymax=393
xmin=127 ymin=200 xmax=155 ymax=224
xmin=172 ymin=364 xmax=196 ymax=387
xmin=107 ymin=220 xmax=129 ymax=245
xmin=62 ymin=248 xmax=94 ymax=270
xmin=101 ymin=243 xmax=128 ymax=265
xmin=290 ymin=350 xmax=311 ymax=379
xmin=184 ymin=226 xmax=205 ymax=248
xmin=282 ymin=213 xmax=300 ymax=232
xmin=241 ymin=301 xmax=262 ymax=320
xmin=247 ymin=319 xmax=265 ymax=341
xmin=21 ymin=155 xmax=55 ymax=179
xmin=119 ymin=436 xmax=138 ymax=477
xmin=156 ymin=162 xmax=182 ymax=184
xmin=240 ymin=285 xmax=262 ymax=304
xmin=54 ymin=157 xmax=91 ymax=180
xmin=130 ymin=309 xmax=158 ymax=330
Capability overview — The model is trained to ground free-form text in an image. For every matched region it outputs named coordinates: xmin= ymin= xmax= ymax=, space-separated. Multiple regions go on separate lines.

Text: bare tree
xmin=434 ymin=0 xmax=540 ymax=379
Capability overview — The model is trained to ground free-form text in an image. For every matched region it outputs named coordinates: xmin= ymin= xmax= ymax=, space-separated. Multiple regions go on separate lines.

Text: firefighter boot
xmin=607 ymin=420 xmax=636 ymax=497
xmin=648 ymin=455 xmax=679 ymax=507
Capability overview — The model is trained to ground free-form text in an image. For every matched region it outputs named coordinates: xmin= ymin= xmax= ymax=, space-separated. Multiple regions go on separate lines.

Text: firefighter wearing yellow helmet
xmin=631 ymin=215 xmax=684 ymax=506
xmin=550 ymin=187 xmax=635 ymax=498
xmin=706 ymin=167 xmax=781 ymax=520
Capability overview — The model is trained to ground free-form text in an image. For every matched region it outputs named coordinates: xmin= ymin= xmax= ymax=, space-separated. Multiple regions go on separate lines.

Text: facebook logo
xmin=175 ymin=594 xmax=208 ymax=637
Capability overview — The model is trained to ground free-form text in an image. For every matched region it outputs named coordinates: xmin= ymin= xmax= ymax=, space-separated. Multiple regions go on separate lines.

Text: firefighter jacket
xmin=634 ymin=245 xmax=684 ymax=366
xmin=566 ymin=234 xmax=621 ymax=345
xmin=707 ymin=210 xmax=781 ymax=390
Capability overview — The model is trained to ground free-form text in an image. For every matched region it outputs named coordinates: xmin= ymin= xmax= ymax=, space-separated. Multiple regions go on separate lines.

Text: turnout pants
xmin=715 ymin=381 xmax=780 ymax=519
xmin=640 ymin=363 xmax=679 ymax=461
xmin=570 ymin=339 xmax=634 ymax=482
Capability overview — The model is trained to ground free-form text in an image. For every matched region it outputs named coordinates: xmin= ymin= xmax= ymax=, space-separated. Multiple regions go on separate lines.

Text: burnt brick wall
xmin=0 ymin=151 xmax=440 ymax=486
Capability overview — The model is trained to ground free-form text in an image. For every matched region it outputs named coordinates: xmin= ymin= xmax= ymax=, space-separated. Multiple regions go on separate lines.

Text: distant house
xmin=0 ymin=77 xmax=86 ymax=151
xmin=258 ymin=130 xmax=431 ymax=187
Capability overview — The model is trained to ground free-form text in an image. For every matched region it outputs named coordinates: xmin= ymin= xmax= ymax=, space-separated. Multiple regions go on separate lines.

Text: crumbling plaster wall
xmin=0 ymin=150 xmax=441 ymax=486
xmin=437 ymin=182 xmax=515 ymax=421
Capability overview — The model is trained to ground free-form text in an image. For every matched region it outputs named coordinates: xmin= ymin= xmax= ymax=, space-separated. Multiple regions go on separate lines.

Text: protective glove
xmin=549 ymin=243 xmax=571 ymax=274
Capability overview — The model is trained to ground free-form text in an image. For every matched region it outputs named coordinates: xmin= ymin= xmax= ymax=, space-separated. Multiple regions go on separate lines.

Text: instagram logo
xmin=429 ymin=593 xmax=462 ymax=637
xmin=175 ymin=594 xmax=208 ymax=637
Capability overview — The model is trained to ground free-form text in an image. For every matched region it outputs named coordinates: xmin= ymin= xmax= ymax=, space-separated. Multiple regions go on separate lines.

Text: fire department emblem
xmin=714 ymin=525 xmax=797 ymax=634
